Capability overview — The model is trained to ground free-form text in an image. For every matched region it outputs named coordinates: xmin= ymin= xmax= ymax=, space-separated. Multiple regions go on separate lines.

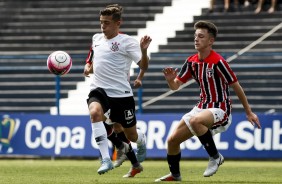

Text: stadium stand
xmin=0 ymin=0 xmax=281 ymax=114
xmin=0 ymin=0 xmax=172 ymax=113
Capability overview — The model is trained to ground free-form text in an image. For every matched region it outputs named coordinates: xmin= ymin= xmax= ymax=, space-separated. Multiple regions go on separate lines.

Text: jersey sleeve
xmin=217 ymin=59 xmax=238 ymax=84
xmin=86 ymin=34 xmax=100 ymax=65
xmin=85 ymin=44 xmax=93 ymax=65
xmin=125 ymin=37 xmax=141 ymax=64
xmin=176 ymin=59 xmax=193 ymax=83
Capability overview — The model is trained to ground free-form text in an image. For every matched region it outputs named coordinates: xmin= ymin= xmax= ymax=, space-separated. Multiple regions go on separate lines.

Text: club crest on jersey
xmin=207 ymin=68 xmax=214 ymax=78
xmin=111 ymin=42 xmax=120 ymax=52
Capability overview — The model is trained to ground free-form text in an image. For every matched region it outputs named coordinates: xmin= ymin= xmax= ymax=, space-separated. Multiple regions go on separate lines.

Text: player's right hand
xmin=133 ymin=79 xmax=142 ymax=88
xmin=162 ymin=67 xmax=178 ymax=82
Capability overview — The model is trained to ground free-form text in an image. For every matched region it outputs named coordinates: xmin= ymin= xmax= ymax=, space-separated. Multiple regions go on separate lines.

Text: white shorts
xmin=183 ymin=106 xmax=232 ymax=136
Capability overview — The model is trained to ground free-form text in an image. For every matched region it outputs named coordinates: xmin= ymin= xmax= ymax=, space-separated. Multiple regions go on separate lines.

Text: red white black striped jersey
xmin=176 ymin=50 xmax=238 ymax=114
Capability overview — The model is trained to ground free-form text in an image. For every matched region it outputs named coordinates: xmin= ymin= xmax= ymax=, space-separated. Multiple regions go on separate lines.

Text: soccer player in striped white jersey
xmin=83 ymin=4 xmax=152 ymax=175
xmin=155 ymin=20 xmax=261 ymax=182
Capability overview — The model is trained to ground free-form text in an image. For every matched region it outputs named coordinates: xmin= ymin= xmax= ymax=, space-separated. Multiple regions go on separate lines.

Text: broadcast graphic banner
xmin=0 ymin=113 xmax=281 ymax=159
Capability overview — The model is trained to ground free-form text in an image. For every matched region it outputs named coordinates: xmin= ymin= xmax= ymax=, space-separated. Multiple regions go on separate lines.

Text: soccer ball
xmin=47 ymin=50 xmax=72 ymax=75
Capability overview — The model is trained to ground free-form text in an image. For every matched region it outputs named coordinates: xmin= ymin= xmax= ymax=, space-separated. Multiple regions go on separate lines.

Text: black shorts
xmin=87 ymin=88 xmax=137 ymax=128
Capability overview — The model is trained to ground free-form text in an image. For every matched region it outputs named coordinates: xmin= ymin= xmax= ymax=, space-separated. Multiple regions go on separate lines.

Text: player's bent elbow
xmin=139 ymin=65 xmax=148 ymax=71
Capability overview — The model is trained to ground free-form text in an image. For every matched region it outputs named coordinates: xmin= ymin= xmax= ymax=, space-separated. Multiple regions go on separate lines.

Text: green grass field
xmin=0 ymin=159 xmax=281 ymax=184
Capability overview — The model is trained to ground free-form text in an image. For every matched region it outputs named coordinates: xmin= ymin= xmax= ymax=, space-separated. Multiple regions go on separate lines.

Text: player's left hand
xmin=140 ymin=35 xmax=152 ymax=51
xmin=246 ymin=112 xmax=261 ymax=129
xmin=83 ymin=63 xmax=93 ymax=77
xmin=133 ymin=79 xmax=142 ymax=88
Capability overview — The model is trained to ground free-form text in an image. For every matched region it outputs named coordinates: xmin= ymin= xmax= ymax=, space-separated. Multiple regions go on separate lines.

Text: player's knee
xmin=167 ymin=136 xmax=174 ymax=147
xmin=189 ymin=116 xmax=201 ymax=129
xmin=89 ymin=108 xmax=103 ymax=122
xmin=167 ymin=135 xmax=180 ymax=148
xmin=187 ymin=116 xmax=204 ymax=136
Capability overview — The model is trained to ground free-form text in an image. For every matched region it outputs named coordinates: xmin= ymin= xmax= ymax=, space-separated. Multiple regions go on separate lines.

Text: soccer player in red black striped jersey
xmin=83 ymin=4 xmax=152 ymax=176
xmin=155 ymin=20 xmax=261 ymax=182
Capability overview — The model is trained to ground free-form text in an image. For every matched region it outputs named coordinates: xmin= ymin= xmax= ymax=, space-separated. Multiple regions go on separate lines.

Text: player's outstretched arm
xmin=231 ymin=81 xmax=261 ymax=128
xmin=133 ymin=68 xmax=145 ymax=88
xmin=138 ymin=35 xmax=152 ymax=71
xmin=163 ymin=67 xmax=182 ymax=90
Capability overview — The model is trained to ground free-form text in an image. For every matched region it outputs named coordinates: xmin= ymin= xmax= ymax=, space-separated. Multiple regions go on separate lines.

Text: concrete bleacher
xmin=0 ymin=0 xmax=171 ymax=55
xmin=0 ymin=0 xmax=172 ymax=113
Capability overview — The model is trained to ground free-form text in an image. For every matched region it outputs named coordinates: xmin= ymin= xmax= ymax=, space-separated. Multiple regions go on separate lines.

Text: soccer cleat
xmin=114 ymin=142 xmax=129 ymax=168
xmin=123 ymin=164 xmax=144 ymax=178
xmin=203 ymin=153 xmax=224 ymax=177
xmin=155 ymin=173 xmax=182 ymax=182
xmin=136 ymin=134 xmax=147 ymax=163
xmin=97 ymin=157 xmax=114 ymax=175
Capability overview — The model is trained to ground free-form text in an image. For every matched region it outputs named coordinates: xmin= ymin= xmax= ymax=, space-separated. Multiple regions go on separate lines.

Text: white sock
xmin=91 ymin=122 xmax=110 ymax=160
xmin=136 ymin=129 xmax=146 ymax=145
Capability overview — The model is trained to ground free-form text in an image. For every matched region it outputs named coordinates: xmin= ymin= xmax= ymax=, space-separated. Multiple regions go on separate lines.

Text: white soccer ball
xmin=47 ymin=50 xmax=72 ymax=76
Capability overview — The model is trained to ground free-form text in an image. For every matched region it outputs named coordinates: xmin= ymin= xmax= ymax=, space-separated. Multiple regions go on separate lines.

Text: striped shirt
xmin=176 ymin=50 xmax=238 ymax=115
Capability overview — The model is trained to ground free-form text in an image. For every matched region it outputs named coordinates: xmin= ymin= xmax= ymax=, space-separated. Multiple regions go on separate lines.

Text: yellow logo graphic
xmin=0 ymin=115 xmax=20 ymax=153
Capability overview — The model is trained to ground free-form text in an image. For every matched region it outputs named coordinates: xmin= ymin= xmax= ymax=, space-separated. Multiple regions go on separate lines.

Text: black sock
xmin=107 ymin=132 xmax=123 ymax=148
xmin=167 ymin=153 xmax=181 ymax=177
xmin=103 ymin=122 xmax=113 ymax=135
xmin=117 ymin=132 xmax=130 ymax=144
xmin=198 ymin=130 xmax=219 ymax=159
xmin=126 ymin=144 xmax=139 ymax=167
xmin=116 ymin=132 xmax=139 ymax=166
